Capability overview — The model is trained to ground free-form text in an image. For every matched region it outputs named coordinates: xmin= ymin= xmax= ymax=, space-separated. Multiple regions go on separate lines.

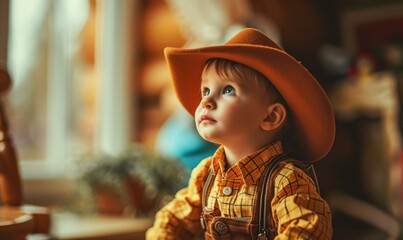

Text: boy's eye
xmin=222 ymin=85 xmax=235 ymax=95
xmin=202 ymin=88 xmax=210 ymax=97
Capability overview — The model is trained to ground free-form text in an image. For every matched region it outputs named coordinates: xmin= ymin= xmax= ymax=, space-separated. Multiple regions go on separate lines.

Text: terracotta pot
xmin=94 ymin=185 xmax=125 ymax=215
xmin=125 ymin=177 xmax=157 ymax=213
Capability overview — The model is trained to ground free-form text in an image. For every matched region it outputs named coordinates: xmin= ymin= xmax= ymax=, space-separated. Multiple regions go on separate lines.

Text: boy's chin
xmin=199 ymin=133 xmax=219 ymax=145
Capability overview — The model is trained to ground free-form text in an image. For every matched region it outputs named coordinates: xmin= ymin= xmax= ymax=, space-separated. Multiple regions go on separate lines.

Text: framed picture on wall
xmin=342 ymin=3 xmax=403 ymax=55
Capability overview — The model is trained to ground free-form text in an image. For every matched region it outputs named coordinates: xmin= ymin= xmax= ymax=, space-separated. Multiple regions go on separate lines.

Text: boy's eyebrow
xmin=199 ymin=82 xmax=207 ymax=91
xmin=200 ymin=77 xmax=210 ymax=86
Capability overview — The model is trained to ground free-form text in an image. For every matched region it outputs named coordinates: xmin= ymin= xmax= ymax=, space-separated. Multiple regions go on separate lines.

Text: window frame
xmin=3 ymin=0 xmax=138 ymax=184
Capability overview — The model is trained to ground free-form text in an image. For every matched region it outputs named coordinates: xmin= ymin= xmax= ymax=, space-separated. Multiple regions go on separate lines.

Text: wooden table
xmin=48 ymin=213 xmax=153 ymax=240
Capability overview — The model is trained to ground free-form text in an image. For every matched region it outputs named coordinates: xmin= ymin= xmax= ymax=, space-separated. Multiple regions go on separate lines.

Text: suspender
xmin=257 ymin=156 xmax=320 ymax=239
xmin=200 ymin=167 xmax=215 ymax=230
xmin=257 ymin=153 xmax=289 ymax=239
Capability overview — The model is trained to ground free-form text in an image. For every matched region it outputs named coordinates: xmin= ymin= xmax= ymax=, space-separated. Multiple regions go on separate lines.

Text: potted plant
xmin=68 ymin=144 xmax=186 ymax=217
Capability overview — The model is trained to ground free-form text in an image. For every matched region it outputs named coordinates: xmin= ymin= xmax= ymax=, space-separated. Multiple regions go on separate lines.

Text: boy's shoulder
xmin=272 ymin=159 xmax=319 ymax=193
xmin=276 ymin=159 xmax=307 ymax=174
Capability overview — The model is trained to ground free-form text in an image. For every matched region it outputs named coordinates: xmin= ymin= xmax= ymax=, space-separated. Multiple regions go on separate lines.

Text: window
xmin=6 ymin=0 xmax=137 ymax=179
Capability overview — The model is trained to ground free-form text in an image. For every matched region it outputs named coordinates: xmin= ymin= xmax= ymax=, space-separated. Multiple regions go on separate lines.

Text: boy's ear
xmin=261 ymin=103 xmax=287 ymax=131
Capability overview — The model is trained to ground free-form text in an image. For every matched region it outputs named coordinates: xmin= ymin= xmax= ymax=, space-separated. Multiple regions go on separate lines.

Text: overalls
xmin=200 ymin=154 xmax=298 ymax=240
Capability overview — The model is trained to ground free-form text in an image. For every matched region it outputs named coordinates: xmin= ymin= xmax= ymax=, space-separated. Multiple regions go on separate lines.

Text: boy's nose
xmin=201 ymin=97 xmax=215 ymax=109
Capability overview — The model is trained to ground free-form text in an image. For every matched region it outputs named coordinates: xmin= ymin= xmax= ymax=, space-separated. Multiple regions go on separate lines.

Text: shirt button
xmin=223 ymin=186 xmax=232 ymax=196
xmin=214 ymin=220 xmax=228 ymax=234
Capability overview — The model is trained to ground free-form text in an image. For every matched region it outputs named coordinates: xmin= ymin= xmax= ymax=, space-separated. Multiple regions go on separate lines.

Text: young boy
xmin=146 ymin=28 xmax=335 ymax=239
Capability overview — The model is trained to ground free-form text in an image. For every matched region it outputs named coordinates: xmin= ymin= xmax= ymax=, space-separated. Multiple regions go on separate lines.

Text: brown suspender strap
xmin=257 ymin=153 xmax=289 ymax=240
xmin=257 ymin=156 xmax=320 ymax=239
xmin=305 ymin=164 xmax=320 ymax=193
xmin=200 ymin=166 xmax=215 ymax=230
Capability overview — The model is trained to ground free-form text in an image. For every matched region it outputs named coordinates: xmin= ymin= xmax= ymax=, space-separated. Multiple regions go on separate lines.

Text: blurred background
xmin=0 ymin=0 xmax=402 ymax=239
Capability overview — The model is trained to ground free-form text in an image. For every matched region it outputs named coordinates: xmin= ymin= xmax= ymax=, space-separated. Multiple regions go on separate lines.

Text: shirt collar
xmin=211 ymin=141 xmax=284 ymax=186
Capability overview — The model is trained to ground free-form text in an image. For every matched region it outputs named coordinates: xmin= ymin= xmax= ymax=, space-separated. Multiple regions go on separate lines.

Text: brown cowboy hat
xmin=164 ymin=28 xmax=335 ymax=162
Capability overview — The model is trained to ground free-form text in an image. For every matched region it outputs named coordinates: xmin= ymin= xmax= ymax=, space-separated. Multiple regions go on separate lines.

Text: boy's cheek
xmin=195 ymin=105 xmax=203 ymax=117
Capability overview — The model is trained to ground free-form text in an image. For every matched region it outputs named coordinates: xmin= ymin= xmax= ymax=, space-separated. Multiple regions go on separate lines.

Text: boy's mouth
xmin=200 ymin=114 xmax=216 ymax=122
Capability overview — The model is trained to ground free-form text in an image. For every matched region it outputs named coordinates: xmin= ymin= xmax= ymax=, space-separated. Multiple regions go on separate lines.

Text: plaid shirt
xmin=146 ymin=141 xmax=332 ymax=239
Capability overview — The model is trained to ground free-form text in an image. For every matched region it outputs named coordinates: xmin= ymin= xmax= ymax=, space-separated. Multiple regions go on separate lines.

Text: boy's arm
xmin=146 ymin=157 xmax=212 ymax=240
xmin=271 ymin=163 xmax=333 ymax=240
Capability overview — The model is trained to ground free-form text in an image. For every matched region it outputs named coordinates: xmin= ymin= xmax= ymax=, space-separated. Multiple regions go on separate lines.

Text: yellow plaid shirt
xmin=146 ymin=141 xmax=332 ymax=239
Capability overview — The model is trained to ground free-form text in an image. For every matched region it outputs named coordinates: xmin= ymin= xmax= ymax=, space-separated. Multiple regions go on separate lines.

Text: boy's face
xmin=195 ymin=66 xmax=271 ymax=146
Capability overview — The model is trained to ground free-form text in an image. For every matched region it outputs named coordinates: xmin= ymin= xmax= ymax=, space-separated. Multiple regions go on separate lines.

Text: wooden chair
xmin=0 ymin=66 xmax=51 ymax=239
xmin=0 ymin=66 xmax=152 ymax=239
xmin=0 ymin=207 xmax=33 ymax=240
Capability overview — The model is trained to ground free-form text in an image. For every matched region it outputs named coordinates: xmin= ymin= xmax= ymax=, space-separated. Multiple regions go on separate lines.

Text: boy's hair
xmin=202 ymin=58 xmax=295 ymax=149
xmin=202 ymin=58 xmax=281 ymax=103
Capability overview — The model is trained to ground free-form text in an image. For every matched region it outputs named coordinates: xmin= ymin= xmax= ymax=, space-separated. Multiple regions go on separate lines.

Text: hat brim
xmin=164 ymin=44 xmax=335 ymax=162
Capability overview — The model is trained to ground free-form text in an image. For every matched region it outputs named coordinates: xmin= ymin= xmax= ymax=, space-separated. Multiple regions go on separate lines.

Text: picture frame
xmin=341 ymin=3 xmax=403 ymax=54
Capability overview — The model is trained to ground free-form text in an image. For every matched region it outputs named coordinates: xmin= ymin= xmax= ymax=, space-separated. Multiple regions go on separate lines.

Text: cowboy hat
xmin=164 ymin=28 xmax=335 ymax=162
